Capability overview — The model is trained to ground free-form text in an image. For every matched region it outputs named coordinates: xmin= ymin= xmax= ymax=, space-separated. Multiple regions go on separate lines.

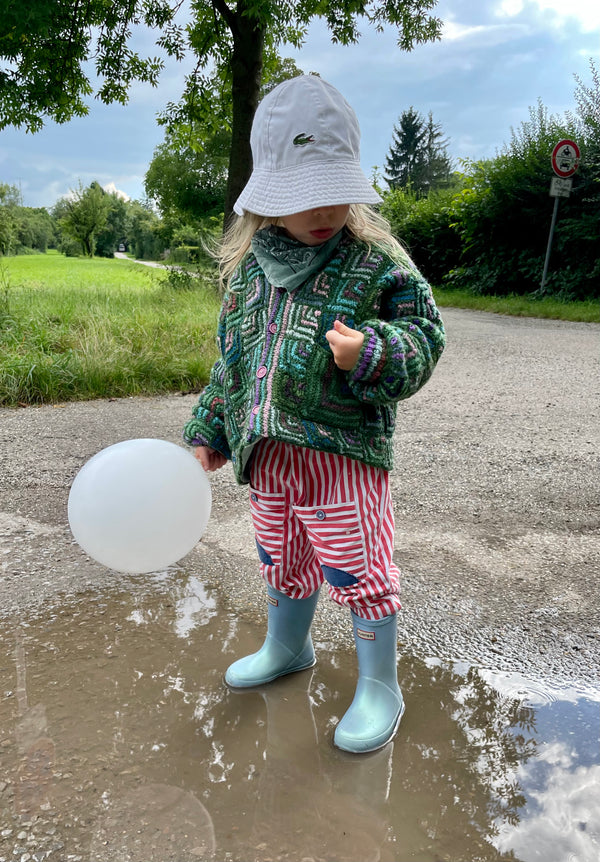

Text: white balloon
xmin=68 ymin=439 xmax=212 ymax=573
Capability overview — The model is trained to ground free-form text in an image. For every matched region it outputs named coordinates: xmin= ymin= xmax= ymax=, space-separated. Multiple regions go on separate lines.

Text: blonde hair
xmin=214 ymin=205 xmax=412 ymax=291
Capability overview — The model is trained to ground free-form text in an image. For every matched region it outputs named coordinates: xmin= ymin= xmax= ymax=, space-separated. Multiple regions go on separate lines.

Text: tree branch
xmin=211 ymin=0 xmax=236 ymax=34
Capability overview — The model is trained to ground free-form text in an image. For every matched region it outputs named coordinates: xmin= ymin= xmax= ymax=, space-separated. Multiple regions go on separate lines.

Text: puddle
xmin=0 ymin=571 xmax=599 ymax=862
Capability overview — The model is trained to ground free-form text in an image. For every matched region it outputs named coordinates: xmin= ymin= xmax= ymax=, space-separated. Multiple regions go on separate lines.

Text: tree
xmin=570 ymin=58 xmax=600 ymax=200
xmin=385 ymin=107 xmax=426 ymax=191
xmin=146 ymin=50 xmax=304 ymax=225
xmin=178 ymin=2 xmax=443 ymax=222
xmin=56 ymin=182 xmax=111 ymax=257
xmin=422 ymin=111 xmax=453 ymax=191
xmin=1 ymin=1 xmax=443 ymax=224
xmin=17 ymin=207 xmax=55 ymax=253
xmin=95 ymin=193 xmax=129 ymax=257
xmin=0 ymin=184 xmax=57 ymax=255
xmin=124 ymin=199 xmax=166 ymax=260
xmin=0 ymin=0 xmax=178 ymax=133
xmin=572 ymin=58 xmax=600 ymax=141
xmin=445 ymin=82 xmax=600 ymax=300
xmin=385 ymin=107 xmax=452 ymax=195
xmin=0 ymin=183 xmax=21 ymax=255
xmin=144 ymin=132 xmax=229 ymax=224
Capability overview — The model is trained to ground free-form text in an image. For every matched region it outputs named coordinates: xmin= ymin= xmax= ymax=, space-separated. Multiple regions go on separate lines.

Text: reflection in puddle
xmin=491 ymin=693 xmax=600 ymax=862
xmin=0 ymin=572 xmax=598 ymax=862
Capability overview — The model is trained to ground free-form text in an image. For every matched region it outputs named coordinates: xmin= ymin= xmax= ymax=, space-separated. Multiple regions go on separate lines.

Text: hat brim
xmin=233 ymin=160 xmax=382 ymax=217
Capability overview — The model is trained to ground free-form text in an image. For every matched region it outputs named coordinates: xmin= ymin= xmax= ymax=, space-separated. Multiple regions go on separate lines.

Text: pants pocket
xmin=293 ymin=502 xmax=367 ymax=586
xmin=249 ymin=487 xmax=287 ymax=567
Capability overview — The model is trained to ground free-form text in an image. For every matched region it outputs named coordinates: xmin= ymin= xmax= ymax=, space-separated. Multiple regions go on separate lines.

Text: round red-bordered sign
xmin=551 ymin=139 xmax=580 ymax=178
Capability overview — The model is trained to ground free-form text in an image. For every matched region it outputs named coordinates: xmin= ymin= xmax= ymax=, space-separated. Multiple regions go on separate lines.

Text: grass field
xmin=0 ymin=251 xmax=597 ymax=406
xmin=433 ymin=286 xmax=600 ymax=323
xmin=0 ymin=252 xmax=221 ymax=406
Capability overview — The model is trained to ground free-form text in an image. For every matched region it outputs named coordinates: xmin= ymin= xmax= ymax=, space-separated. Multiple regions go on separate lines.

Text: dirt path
xmin=1 ymin=307 xmax=599 ymax=688
xmin=114 ymin=250 xmax=168 ymax=268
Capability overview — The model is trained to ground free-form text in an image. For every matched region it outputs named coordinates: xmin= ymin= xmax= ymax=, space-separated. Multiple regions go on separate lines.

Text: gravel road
xmin=1 ymin=307 xmax=599 ymax=690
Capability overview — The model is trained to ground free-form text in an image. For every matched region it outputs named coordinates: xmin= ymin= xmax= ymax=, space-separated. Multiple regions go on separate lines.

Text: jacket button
xmin=257 ymin=366 xmax=267 ymax=379
xmin=269 ymin=323 xmax=277 ymax=334
xmin=316 ymin=510 xmax=326 ymax=520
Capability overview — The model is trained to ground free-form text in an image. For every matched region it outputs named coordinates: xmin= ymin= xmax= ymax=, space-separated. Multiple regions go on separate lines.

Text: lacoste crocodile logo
xmin=293 ymin=133 xmax=315 ymax=146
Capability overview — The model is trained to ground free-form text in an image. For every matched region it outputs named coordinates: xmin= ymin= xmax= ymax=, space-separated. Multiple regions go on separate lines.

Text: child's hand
xmin=194 ymin=446 xmax=227 ymax=472
xmin=326 ymin=319 xmax=365 ymax=371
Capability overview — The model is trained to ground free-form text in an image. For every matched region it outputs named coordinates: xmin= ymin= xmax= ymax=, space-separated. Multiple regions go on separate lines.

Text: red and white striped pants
xmin=249 ymin=439 xmax=401 ymax=621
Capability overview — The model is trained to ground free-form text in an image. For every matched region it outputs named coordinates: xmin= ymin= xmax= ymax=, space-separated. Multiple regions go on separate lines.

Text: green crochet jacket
xmin=183 ymin=233 xmax=446 ymax=484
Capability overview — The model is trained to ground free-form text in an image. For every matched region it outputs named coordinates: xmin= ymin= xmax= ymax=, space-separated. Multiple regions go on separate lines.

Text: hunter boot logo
xmin=356 ymin=628 xmax=376 ymax=641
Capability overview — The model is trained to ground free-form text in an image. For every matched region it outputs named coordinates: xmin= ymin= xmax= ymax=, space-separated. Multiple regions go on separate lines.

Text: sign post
xmin=540 ymin=139 xmax=580 ymax=291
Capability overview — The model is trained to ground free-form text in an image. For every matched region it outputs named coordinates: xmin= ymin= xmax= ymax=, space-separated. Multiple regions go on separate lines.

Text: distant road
xmin=114 ymin=251 xmax=166 ymax=268
xmin=114 ymin=251 xmax=200 ymax=274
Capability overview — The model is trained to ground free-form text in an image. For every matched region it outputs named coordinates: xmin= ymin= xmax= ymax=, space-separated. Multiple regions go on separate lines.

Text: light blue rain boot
xmin=225 ymin=585 xmax=319 ymax=688
xmin=334 ymin=612 xmax=405 ymax=753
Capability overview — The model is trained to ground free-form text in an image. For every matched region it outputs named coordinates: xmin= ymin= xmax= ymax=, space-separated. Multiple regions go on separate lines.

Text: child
xmin=183 ymin=75 xmax=445 ymax=753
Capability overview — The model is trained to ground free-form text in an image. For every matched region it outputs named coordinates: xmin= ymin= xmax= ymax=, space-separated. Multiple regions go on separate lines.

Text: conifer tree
xmin=385 ymin=107 xmax=452 ymax=195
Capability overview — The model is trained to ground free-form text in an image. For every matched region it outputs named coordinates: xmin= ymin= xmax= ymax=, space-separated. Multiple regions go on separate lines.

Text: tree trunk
xmin=224 ymin=6 xmax=265 ymax=229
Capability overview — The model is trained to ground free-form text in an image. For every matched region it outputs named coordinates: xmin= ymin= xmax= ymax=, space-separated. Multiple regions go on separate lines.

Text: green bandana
xmin=251 ymin=226 xmax=343 ymax=291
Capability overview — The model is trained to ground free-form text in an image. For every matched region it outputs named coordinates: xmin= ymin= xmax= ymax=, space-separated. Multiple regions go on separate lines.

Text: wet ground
xmin=1 ymin=568 xmax=599 ymax=862
xmin=1 ymin=308 xmax=599 ymax=861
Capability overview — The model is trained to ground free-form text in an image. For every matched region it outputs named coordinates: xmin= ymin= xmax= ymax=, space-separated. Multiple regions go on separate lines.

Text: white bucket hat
xmin=234 ymin=75 xmax=382 ymax=217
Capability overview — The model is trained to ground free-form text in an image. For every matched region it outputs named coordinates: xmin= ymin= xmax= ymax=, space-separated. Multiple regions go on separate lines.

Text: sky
xmin=0 ymin=0 xmax=598 ymax=210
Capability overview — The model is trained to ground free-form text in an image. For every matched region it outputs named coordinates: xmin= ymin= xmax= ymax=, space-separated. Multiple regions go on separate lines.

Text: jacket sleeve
xmin=347 ymin=267 xmax=446 ymax=405
xmin=182 ymin=302 xmax=232 ymax=459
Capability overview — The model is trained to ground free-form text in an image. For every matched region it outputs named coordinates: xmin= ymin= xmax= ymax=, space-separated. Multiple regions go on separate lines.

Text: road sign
xmin=550 ymin=177 xmax=573 ymax=198
xmin=551 ymin=139 xmax=580 ymax=178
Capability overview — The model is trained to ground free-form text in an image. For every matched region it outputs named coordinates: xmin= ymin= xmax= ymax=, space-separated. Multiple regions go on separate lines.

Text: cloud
xmin=528 ymin=0 xmax=600 ymax=32
xmin=497 ymin=0 xmax=600 ymax=31
xmin=495 ymin=758 xmax=600 ymax=861
xmin=442 ymin=18 xmax=525 ymax=44
xmin=2 ymin=0 xmax=599 ymax=208
xmin=497 ymin=0 xmax=526 ymax=16
xmin=291 ymin=0 xmax=599 ymax=173
xmin=103 ymin=182 xmax=131 ymax=201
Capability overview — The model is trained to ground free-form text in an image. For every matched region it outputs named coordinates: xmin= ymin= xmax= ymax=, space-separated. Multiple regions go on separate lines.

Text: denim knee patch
xmin=256 ymin=539 xmax=275 ymax=566
xmin=321 ymin=565 xmax=360 ymax=588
